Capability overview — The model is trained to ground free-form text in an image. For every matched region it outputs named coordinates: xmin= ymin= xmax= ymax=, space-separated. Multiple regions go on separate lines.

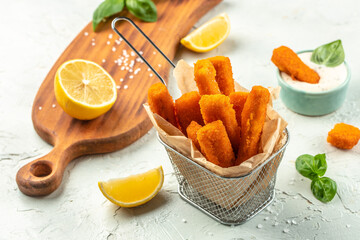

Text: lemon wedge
xmin=180 ymin=13 xmax=230 ymax=52
xmin=54 ymin=59 xmax=117 ymax=120
xmin=98 ymin=166 xmax=164 ymax=207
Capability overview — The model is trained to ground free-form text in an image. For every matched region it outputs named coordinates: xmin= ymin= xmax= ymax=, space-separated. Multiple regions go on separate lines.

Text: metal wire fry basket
xmin=111 ymin=17 xmax=290 ymax=226
xmin=158 ymin=129 xmax=289 ymax=226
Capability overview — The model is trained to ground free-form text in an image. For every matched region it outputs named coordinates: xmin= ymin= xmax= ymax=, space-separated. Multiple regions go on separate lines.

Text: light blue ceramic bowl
xmin=276 ymin=50 xmax=351 ymax=116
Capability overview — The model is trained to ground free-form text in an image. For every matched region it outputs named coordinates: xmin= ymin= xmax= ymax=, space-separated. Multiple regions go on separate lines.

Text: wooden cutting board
xmin=16 ymin=0 xmax=222 ymax=196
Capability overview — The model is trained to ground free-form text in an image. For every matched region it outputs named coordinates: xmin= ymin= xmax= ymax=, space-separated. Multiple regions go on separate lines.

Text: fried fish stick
xmin=208 ymin=56 xmax=235 ymax=95
xmin=199 ymin=94 xmax=240 ymax=152
xmin=194 ymin=59 xmax=221 ymax=95
xmin=229 ymin=91 xmax=249 ymax=127
xmin=148 ymin=82 xmax=178 ymax=127
xmin=186 ymin=121 xmax=202 ymax=151
xmin=175 ymin=91 xmax=204 ymax=135
xmin=236 ymin=86 xmax=270 ymax=165
xmin=327 ymin=123 xmax=360 ymax=149
xmin=271 ymin=46 xmax=320 ymax=84
xmin=197 ymin=120 xmax=235 ymax=168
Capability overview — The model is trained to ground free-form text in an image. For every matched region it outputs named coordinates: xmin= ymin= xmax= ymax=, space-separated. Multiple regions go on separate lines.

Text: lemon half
xmin=98 ymin=166 xmax=164 ymax=208
xmin=54 ymin=59 xmax=117 ymax=120
xmin=181 ymin=13 xmax=231 ymax=52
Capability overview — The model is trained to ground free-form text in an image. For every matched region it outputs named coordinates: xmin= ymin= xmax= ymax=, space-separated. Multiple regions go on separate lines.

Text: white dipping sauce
xmin=280 ymin=52 xmax=347 ymax=92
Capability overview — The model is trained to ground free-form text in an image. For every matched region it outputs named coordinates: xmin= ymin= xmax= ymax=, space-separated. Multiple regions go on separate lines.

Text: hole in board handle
xmin=30 ymin=161 xmax=53 ymax=177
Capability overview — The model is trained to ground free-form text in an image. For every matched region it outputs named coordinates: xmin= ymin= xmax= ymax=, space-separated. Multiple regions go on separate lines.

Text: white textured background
xmin=1 ymin=0 xmax=359 ymax=239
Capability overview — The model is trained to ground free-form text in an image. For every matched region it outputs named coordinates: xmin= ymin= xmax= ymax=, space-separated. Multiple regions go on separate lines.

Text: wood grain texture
xmin=16 ymin=0 xmax=222 ymax=196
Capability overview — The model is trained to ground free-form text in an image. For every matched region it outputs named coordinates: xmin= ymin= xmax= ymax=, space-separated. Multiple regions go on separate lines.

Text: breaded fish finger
xmin=197 ymin=120 xmax=235 ymax=168
xmin=327 ymin=123 xmax=360 ymax=149
xmin=229 ymin=91 xmax=249 ymax=127
xmin=199 ymin=94 xmax=240 ymax=152
xmin=208 ymin=56 xmax=235 ymax=95
xmin=175 ymin=91 xmax=204 ymax=135
xmin=148 ymin=82 xmax=178 ymax=127
xmin=271 ymin=46 xmax=320 ymax=84
xmin=186 ymin=121 xmax=202 ymax=151
xmin=236 ymin=86 xmax=270 ymax=165
xmin=194 ymin=59 xmax=221 ymax=95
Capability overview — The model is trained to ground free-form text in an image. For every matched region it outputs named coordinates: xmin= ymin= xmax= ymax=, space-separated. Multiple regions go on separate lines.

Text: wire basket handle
xmin=112 ymin=17 xmax=175 ymax=86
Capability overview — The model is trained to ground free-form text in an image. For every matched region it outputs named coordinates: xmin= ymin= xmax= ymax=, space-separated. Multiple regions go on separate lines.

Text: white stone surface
xmin=1 ymin=0 xmax=360 ymax=239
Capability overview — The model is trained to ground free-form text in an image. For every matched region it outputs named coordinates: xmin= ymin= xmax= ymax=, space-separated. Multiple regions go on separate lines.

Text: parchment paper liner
xmin=144 ymin=60 xmax=288 ymax=209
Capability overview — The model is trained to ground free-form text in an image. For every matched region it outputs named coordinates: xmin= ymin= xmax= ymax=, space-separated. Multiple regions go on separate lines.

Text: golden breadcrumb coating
xmin=327 ymin=123 xmax=360 ymax=149
xmin=229 ymin=91 xmax=249 ymax=127
xmin=271 ymin=46 xmax=320 ymax=84
xmin=207 ymin=56 xmax=235 ymax=96
xmin=186 ymin=121 xmax=202 ymax=151
xmin=148 ymin=82 xmax=178 ymax=127
xmin=175 ymin=91 xmax=204 ymax=135
xmin=194 ymin=59 xmax=221 ymax=95
xmin=199 ymin=94 xmax=240 ymax=153
xmin=197 ymin=120 xmax=235 ymax=167
xmin=236 ymin=86 xmax=270 ymax=165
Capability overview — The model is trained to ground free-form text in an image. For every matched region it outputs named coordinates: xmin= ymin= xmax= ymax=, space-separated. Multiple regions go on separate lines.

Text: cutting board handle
xmin=16 ymin=144 xmax=73 ymax=196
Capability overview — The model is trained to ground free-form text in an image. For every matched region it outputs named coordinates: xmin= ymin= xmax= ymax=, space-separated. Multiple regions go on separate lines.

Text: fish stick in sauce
xmin=271 ymin=46 xmax=320 ymax=84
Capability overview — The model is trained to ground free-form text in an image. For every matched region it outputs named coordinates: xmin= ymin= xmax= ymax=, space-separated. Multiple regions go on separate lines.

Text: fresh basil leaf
xmin=93 ymin=0 xmax=125 ymax=31
xmin=311 ymin=177 xmax=337 ymax=203
xmin=311 ymin=40 xmax=345 ymax=67
xmin=296 ymin=154 xmax=327 ymax=180
xmin=126 ymin=0 xmax=157 ymax=22
xmin=313 ymin=153 xmax=327 ymax=177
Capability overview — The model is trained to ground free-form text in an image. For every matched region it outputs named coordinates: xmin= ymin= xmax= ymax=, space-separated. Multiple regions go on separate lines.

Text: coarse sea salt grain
xmin=102 ymin=59 xmax=106 ymax=63
xmin=84 ymin=32 xmax=88 ymax=36
xmin=92 ymin=42 xmax=95 ymax=46
xmin=257 ymin=224 xmax=263 ymax=229
xmin=134 ymin=68 xmax=141 ymax=74
xmin=129 ymin=75 xmax=134 ymax=79
xmin=92 ymin=38 xmax=95 ymax=42
xmin=107 ymin=41 xmax=111 ymax=45
xmin=116 ymin=85 xmax=120 ymax=89
xmin=112 ymin=47 xmax=116 ymax=52
xmin=52 ymin=104 xmax=56 ymax=108
xmin=124 ymin=85 xmax=128 ymax=89
xmin=120 ymin=78 xmax=124 ymax=82
xmin=39 ymin=106 xmax=42 ymax=110
xmin=182 ymin=219 xmax=187 ymax=223
xmin=108 ymin=33 xmax=113 ymax=39
xmin=283 ymin=229 xmax=290 ymax=233
xmin=149 ymin=73 xmax=153 ymax=77
xmin=153 ymin=51 xmax=156 ymax=55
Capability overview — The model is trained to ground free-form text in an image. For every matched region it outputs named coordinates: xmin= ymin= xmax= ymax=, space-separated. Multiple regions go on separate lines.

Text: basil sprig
xmin=93 ymin=0 xmax=125 ymax=31
xmin=126 ymin=0 xmax=157 ymax=22
xmin=92 ymin=0 xmax=157 ymax=31
xmin=296 ymin=153 xmax=337 ymax=203
xmin=310 ymin=40 xmax=345 ymax=67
